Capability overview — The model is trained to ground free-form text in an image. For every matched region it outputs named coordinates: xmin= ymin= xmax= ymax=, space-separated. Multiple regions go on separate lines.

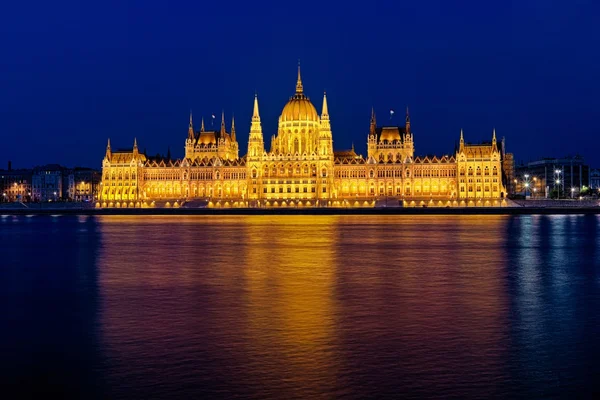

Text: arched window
xmin=476 ymin=167 xmax=481 ymax=176
xmin=321 ymin=168 xmax=327 ymax=178
xmin=492 ymin=166 xmax=498 ymax=176
xmin=484 ymin=166 xmax=490 ymax=176
xmin=294 ymin=138 xmax=299 ymax=154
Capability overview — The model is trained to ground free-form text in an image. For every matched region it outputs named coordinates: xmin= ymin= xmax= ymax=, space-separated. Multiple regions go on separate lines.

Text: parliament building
xmin=99 ymin=67 xmax=507 ymax=208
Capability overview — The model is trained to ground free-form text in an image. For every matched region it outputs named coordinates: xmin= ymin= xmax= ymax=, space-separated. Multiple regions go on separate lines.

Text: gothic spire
xmin=369 ymin=107 xmax=377 ymax=136
xmin=220 ymin=110 xmax=226 ymax=136
xmin=405 ymin=106 xmax=411 ymax=133
xmin=105 ymin=138 xmax=112 ymax=159
xmin=321 ymin=92 xmax=329 ymax=117
xmin=188 ymin=110 xmax=194 ymax=140
xmin=200 ymin=117 xmax=205 ymax=132
xmin=231 ymin=115 xmax=236 ymax=142
xmin=253 ymin=94 xmax=260 ymax=121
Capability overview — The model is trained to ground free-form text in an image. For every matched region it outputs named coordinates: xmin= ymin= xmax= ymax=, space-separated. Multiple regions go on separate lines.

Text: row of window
xmin=459 ymin=185 xmax=500 ymax=192
xmin=459 ymin=166 xmax=498 ymax=176
xmin=262 ymin=179 xmax=317 ymax=185
xmin=262 ymin=186 xmax=321 ymax=194
xmin=336 ymin=170 xmax=367 ymax=178
xmin=413 ymin=169 xmax=456 ymax=178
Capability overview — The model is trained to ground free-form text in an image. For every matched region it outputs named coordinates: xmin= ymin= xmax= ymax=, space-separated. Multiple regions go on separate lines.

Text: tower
xmin=367 ymin=108 xmax=378 ymax=158
xmin=185 ymin=112 xmax=196 ymax=159
xmin=247 ymin=94 xmax=264 ymax=201
xmin=404 ymin=107 xmax=414 ymax=156
xmin=319 ymin=92 xmax=333 ymax=156
xmin=248 ymin=94 xmax=264 ymax=158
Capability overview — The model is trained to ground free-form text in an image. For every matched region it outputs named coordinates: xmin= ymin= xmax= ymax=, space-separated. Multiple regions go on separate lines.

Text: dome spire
xmin=296 ymin=60 xmax=303 ymax=94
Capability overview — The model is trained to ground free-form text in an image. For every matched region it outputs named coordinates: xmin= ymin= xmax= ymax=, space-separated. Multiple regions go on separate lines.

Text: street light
xmin=571 ymin=187 xmax=575 ymax=199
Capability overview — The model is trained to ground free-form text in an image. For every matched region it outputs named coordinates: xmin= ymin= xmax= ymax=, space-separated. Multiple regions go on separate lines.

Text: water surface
xmin=1 ymin=215 xmax=599 ymax=398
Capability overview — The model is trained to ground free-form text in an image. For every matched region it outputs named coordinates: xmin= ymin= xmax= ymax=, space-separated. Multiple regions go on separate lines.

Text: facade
xmin=515 ymin=156 xmax=590 ymax=198
xmin=32 ymin=164 xmax=64 ymax=201
xmin=72 ymin=168 xmax=102 ymax=202
xmin=99 ymin=68 xmax=507 ymax=208
xmin=1 ymin=162 xmax=32 ymax=202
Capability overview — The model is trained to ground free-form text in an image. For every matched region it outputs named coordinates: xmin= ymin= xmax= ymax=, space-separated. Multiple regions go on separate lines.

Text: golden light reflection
xmin=96 ymin=215 xmax=513 ymax=397
xmin=243 ymin=216 xmax=340 ymax=395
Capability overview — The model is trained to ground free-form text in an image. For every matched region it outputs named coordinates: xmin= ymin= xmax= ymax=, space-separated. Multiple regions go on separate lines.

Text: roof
xmin=376 ymin=126 xmax=407 ymax=142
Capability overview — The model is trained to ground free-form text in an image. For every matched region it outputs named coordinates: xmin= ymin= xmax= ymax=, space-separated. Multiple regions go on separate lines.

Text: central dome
xmin=280 ymin=65 xmax=319 ymax=122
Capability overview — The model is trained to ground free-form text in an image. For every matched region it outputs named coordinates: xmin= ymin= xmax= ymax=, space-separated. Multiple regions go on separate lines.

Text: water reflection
xmin=507 ymin=215 xmax=600 ymax=397
xmin=97 ymin=215 xmax=519 ymax=398
xmin=4 ymin=214 xmax=600 ymax=399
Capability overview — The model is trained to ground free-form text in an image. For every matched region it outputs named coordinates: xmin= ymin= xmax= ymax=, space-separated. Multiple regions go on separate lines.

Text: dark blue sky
xmin=1 ymin=0 xmax=599 ymax=169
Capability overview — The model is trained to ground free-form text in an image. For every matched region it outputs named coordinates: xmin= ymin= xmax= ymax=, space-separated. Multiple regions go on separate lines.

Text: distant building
xmin=502 ymin=152 xmax=515 ymax=194
xmin=72 ymin=168 xmax=102 ymax=202
xmin=515 ymin=156 xmax=590 ymax=198
xmin=0 ymin=161 xmax=33 ymax=202
xmin=32 ymin=164 xmax=65 ymax=201
xmin=591 ymin=168 xmax=600 ymax=190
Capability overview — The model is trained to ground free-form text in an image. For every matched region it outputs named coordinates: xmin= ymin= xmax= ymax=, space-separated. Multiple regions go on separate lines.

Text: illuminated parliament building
xmin=99 ymin=67 xmax=507 ymax=208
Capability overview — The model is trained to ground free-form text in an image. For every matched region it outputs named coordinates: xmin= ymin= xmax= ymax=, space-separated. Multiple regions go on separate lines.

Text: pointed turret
xmin=405 ymin=106 xmax=411 ymax=134
xmin=200 ymin=117 xmax=205 ymax=132
xmin=188 ymin=111 xmax=194 ymax=140
xmin=252 ymin=93 xmax=260 ymax=122
xmin=319 ymin=91 xmax=332 ymax=156
xmin=231 ymin=115 xmax=236 ymax=142
xmin=248 ymin=94 xmax=264 ymax=158
xmin=492 ymin=128 xmax=497 ymax=147
xmin=320 ymin=91 xmax=331 ymax=133
xmin=459 ymin=129 xmax=465 ymax=151
xmin=105 ymin=138 xmax=112 ymax=160
xmin=321 ymin=92 xmax=329 ymax=117
xmin=133 ymin=137 xmax=139 ymax=157
xmin=296 ymin=60 xmax=303 ymax=94
xmin=220 ymin=110 xmax=226 ymax=136
xmin=369 ymin=107 xmax=377 ymax=136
